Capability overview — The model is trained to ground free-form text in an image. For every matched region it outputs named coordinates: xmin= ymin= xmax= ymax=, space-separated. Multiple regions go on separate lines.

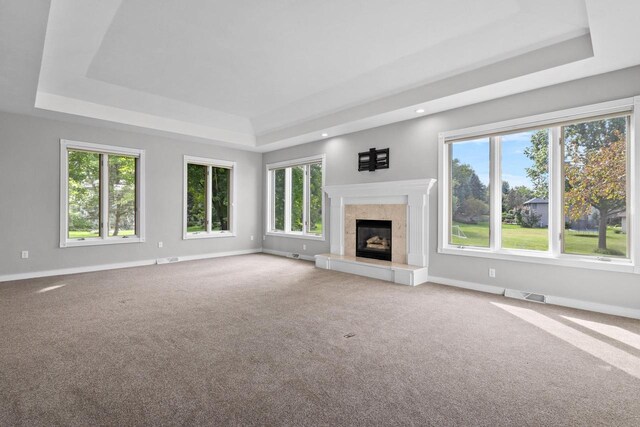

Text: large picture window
xmin=439 ymin=98 xmax=639 ymax=272
xmin=183 ymin=156 xmax=235 ymax=239
xmin=60 ymin=140 xmax=145 ymax=247
xmin=267 ymin=155 xmax=325 ymax=239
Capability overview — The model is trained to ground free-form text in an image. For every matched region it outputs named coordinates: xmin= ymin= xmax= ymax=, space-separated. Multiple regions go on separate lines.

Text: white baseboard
xmin=156 ymin=248 xmax=262 ymax=264
xmin=4 ymin=251 xmax=638 ymax=320
xmin=428 ymin=275 xmax=505 ymax=295
xmin=0 ymin=259 xmax=156 ymax=283
xmin=546 ymin=295 xmax=640 ymax=320
xmin=262 ymin=248 xmax=315 ymax=262
xmin=0 ymin=248 xmax=262 ymax=283
xmin=428 ymin=275 xmax=640 ymax=320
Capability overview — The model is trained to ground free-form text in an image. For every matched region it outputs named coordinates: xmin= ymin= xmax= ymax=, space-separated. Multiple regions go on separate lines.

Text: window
xmin=267 ymin=155 xmax=325 ymax=239
xmin=60 ymin=140 xmax=145 ymax=247
xmin=439 ymin=97 xmax=639 ymax=272
xmin=183 ymin=156 xmax=235 ymax=239
xmin=562 ymin=116 xmax=629 ymax=258
xmin=501 ymin=129 xmax=550 ymax=252
xmin=449 ymin=137 xmax=491 ymax=248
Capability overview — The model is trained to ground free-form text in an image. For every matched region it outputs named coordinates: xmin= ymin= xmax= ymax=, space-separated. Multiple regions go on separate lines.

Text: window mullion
xmin=229 ymin=166 xmax=234 ymax=233
xmin=101 ymin=153 xmax=109 ymax=239
xmin=285 ymin=167 xmax=292 ymax=233
xmin=549 ymin=126 xmax=562 ymax=256
xmin=303 ymin=165 xmax=309 ymax=234
xmin=490 ymin=136 xmax=501 ymax=251
xmin=626 ymin=114 xmax=633 ymax=264
xmin=135 ymin=157 xmax=139 ymax=237
xmin=632 ymin=101 xmax=640 ymax=272
xmin=270 ymin=170 xmax=275 ymax=231
xmin=631 ymin=105 xmax=639 ymax=272
xmin=206 ymin=166 xmax=212 ymax=233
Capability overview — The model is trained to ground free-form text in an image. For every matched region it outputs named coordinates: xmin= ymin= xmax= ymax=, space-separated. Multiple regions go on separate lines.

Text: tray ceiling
xmin=2 ymin=1 xmax=640 ymax=151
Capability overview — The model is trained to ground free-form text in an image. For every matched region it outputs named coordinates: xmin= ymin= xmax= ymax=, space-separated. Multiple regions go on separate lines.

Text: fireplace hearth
xmin=356 ymin=219 xmax=392 ymax=261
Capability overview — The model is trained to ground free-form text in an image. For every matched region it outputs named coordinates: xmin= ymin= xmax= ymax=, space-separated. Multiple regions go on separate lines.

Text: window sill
xmin=183 ymin=231 xmax=236 ymax=240
xmin=266 ymin=231 xmax=325 ymax=241
xmin=61 ymin=237 xmax=144 ymax=248
xmin=438 ymin=246 xmax=636 ymax=274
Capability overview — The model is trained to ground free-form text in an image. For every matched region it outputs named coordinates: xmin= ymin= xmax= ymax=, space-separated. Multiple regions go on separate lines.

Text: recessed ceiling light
xmin=415 ymin=108 xmax=425 ymax=114
xmin=321 ymin=133 xmax=328 ymax=137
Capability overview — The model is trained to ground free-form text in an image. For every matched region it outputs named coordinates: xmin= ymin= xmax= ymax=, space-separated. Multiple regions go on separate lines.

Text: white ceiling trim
xmin=35 ymin=92 xmax=256 ymax=147
xmin=4 ymin=0 xmax=639 ymax=152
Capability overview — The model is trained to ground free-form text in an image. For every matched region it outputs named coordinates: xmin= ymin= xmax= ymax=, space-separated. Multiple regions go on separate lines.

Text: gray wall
xmin=2 ymin=65 xmax=639 ymax=311
xmin=263 ymin=65 xmax=640 ymax=311
xmin=0 ymin=112 xmax=262 ymax=276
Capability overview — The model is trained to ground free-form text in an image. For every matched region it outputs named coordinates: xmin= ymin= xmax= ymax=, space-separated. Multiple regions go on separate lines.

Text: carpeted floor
xmin=1 ymin=254 xmax=639 ymax=426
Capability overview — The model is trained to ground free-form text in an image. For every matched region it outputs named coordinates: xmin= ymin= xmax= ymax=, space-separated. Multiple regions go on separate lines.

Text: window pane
xmin=501 ymin=130 xmax=549 ymax=251
xmin=450 ymin=138 xmax=490 ymax=247
xmin=211 ymin=166 xmax=230 ymax=231
xmin=187 ymin=163 xmax=207 ymax=233
xmin=307 ymin=163 xmax=323 ymax=235
xmin=562 ymin=116 xmax=628 ymax=258
xmin=108 ymin=155 xmax=137 ymax=237
xmin=291 ymin=166 xmax=304 ymax=232
xmin=68 ymin=150 xmax=101 ymax=239
xmin=273 ymin=169 xmax=285 ymax=231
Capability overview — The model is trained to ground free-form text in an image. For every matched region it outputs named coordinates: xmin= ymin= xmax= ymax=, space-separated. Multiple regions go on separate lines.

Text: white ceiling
xmin=2 ymin=0 xmax=640 ymax=152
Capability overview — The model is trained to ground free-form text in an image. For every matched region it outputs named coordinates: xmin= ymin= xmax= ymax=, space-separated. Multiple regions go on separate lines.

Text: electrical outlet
xmin=158 ymin=242 xmax=163 ymax=248
xmin=21 ymin=250 xmax=29 ymax=259
xmin=303 ymin=244 xmax=306 ymax=251
xmin=263 ymin=235 xmax=266 ymax=241
xmin=250 ymin=235 xmax=254 ymax=241
xmin=488 ymin=268 xmax=496 ymax=278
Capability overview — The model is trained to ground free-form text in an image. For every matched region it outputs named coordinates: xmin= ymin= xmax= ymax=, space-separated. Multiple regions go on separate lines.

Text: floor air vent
xmin=504 ymin=289 xmax=547 ymax=304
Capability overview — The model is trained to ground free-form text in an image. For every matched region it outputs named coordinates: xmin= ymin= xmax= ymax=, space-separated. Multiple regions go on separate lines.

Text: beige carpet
xmin=1 ymin=254 xmax=639 ymax=426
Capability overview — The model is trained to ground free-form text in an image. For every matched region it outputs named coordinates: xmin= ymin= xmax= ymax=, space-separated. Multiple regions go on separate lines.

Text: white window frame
xmin=265 ymin=154 xmax=326 ymax=241
xmin=60 ymin=139 xmax=146 ymax=248
xmin=183 ymin=155 xmax=236 ymax=240
xmin=438 ymin=97 xmax=640 ymax=274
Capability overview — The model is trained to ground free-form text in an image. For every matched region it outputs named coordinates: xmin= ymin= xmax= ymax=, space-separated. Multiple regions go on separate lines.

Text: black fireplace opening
xmin=356 ymin=219 xmax=392 ymax=261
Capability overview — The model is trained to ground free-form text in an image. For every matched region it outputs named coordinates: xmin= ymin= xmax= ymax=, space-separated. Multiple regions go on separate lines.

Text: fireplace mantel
xmin=317 ymin=179 xmax=436 ymax=286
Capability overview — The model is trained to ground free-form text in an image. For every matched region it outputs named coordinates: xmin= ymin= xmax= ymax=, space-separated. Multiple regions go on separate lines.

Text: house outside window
xmin=439 ymin=97 xmax=640 ymax=273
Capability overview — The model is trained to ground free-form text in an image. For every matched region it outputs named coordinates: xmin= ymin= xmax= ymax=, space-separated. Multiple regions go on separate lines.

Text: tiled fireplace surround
xmin=316 ymin=179 xmax=437 ymax=286
xmin=344 ymin=204 xmax=406 ymax=264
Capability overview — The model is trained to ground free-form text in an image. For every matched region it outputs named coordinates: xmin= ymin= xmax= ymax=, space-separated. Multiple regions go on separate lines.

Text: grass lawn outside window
xmin=451 ymin=222 xmax=627 ymax=256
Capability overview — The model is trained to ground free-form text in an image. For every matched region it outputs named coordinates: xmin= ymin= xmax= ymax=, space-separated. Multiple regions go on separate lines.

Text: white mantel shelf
xmin=316 ymin=178 xmax=437 ymax=286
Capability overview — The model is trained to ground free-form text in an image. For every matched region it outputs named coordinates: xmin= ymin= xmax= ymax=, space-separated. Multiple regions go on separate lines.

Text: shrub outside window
xmin=60 ymin=140 xmax=145 ymax=247
xmin=439 ymin=97 xmax=639 ymax=273
xmin=183 ymin=156 xmax=235 ymax=239
xmin=267 ymin=155 xmax=325 ymax=239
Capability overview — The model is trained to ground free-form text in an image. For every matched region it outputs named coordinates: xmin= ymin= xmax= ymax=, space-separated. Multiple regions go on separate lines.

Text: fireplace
xmin=318 ymin=179 xmax=436 ymax=286
xmin=356 ymin=219 xmax=392 ymax=261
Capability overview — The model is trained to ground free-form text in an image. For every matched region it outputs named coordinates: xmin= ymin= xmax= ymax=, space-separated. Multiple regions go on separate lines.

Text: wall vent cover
xmin=504 ymin=289 xmax=547 ymax=304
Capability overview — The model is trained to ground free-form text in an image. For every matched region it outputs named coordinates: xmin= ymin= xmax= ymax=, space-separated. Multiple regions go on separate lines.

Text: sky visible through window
xmin=501 ymin=131 xmax=538 ymax=188
xmin=452 ymin=132 xmax=538 ymax=188
xmin=449 ymin=115 xmax=628 ymax=257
